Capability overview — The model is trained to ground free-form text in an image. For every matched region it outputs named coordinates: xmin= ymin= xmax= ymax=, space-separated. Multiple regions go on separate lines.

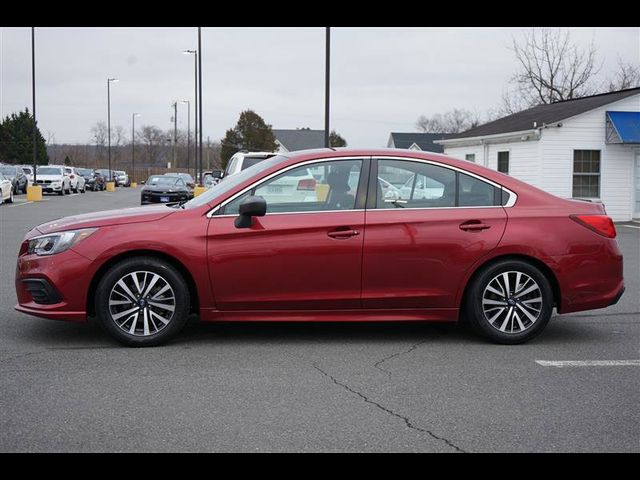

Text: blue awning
xmin=606 ymin=111 xmax=640 ymax=144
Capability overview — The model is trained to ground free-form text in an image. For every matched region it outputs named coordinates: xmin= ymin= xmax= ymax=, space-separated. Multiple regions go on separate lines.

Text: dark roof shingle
xmin=273 ymin=129 xmax=325 ymax=151
xmin=389 ymin=132 xmax=451 ymax=152
xmin=445 ymin=87 xmax=640 ymax=140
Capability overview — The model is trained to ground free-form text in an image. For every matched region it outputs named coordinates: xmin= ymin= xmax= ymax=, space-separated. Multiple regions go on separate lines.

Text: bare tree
xmin=606 ymin=57 xmax=640 ymax=91
xmin=90 ymin=121 xmax=108 ymax=166
xmin=137 ymin=125 xmax=166 ymax=167
xmin=502 ymin=28 xmax=601 ymax=114
xmin=415 ymin=108 xmax=481 ymax=134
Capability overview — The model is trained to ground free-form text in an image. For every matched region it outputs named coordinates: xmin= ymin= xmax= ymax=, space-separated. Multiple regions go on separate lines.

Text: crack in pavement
xmin=312 ymin=363 xmax=467 ymax=453
xmin=373 ymin=341 xmax=427 ymax=377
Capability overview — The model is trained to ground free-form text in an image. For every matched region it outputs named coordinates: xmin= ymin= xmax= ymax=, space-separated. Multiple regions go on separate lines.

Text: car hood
xmin=35 ymin=205 xmax=175 ymax=234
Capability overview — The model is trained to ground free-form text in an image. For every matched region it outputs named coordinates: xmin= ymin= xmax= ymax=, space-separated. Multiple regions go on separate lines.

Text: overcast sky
xmin=1 ymin=27 xmax=638 ymax=147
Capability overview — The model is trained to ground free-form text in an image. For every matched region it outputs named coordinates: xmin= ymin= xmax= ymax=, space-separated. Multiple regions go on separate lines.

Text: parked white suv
xmin=223 ymin=151 xmax=277 ymax=178
xmin=64 ymin=166 xmax=86 ymax=193
xmin=36 ymin=165 xmax=71 ymax=195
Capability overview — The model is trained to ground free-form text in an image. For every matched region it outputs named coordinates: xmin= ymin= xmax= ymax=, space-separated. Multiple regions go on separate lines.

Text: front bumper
xmin=15 ymin=248 xmax=92 ymax=322
xmin=141 ymin=192 xmax=190 ymax=204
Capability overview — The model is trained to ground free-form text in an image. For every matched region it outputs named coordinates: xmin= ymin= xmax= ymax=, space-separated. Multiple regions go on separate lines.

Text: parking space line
xmin=620 ymin=225 xmax=640 ymax=229
xmin=10 ymin=201 xmax=33 ymax=206
xmin=535 ymin=359 xmax=640 ymax=367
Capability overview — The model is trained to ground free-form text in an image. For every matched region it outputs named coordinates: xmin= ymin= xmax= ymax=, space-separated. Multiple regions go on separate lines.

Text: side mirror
xmin=140 ymin=180 xmax=145 ymax=185
xmin=235 ymin=195 xmax=267 ymax=228
xmin=211 ymin=170 xmax=223 ymax=179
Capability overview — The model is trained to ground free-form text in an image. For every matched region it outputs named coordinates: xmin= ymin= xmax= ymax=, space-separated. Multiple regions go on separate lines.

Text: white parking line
xmin=619 ymin=225 xmax=640 ymax=229
xmin=535 ymin=359 xmax=640 ymax=367
xmin=10 ymin=201 xmax=33 ymax=206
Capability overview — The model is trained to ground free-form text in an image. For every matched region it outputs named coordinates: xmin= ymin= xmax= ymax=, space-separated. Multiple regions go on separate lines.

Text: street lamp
xmin=171 ymin=102 xmax=178 ymax=169
xmin=107 ymin=77 xmax=119 ymax=183
xmin=132 ymin=113 xmax=140 ymax=184
xmin=181 ymin=100 xmax=191 ymax=176
xmin=183 ymin=49 xmax=198 ymax=180
xmin=324 ymin=27 xmax=330 ymax=148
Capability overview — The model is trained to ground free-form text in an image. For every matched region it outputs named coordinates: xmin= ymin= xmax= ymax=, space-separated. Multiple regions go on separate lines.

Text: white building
xmin=435 ymin=88 xmax=640 ymax=221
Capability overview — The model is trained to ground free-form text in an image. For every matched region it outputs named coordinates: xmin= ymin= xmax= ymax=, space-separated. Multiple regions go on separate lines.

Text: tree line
xmin=415 ymin=28 xmax=640 ymax=135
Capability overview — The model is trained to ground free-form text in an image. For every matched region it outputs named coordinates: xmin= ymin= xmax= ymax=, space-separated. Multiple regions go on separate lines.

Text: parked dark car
xmin=90 ymin=170 xmax=106 ymax=191
xmin=76 ymin=168 xmax=96 ymax=191
xmin=141 ymin=174 xmax=193 ymax=205
xmin=0 ymin=164 xmax=28 ymax=194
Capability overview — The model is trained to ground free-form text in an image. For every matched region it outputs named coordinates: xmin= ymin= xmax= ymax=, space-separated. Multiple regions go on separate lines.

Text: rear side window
xmin=374 ymin=159 xmax=503 ymax=208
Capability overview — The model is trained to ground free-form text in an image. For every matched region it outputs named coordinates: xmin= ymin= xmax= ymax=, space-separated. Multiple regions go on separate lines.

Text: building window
xmin=572 ymin=150 xmax=601 ymax=198
xmin=497 ymin=151 xmax=509 ymax=174
xmin=465 ymin=154 xmax=475 ymax=162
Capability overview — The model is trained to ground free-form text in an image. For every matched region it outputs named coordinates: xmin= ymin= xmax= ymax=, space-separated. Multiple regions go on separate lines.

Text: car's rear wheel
xmin=95 ymin=257 xmax=190 ymax=347
xmin=7 ymin=188 xmax=13 ymax=203
xmin=464 ymin=260 xmax=553 ymax=344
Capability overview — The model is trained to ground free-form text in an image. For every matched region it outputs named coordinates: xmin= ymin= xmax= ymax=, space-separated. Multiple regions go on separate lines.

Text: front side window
xmin=497 ymin=151 xmax=509 ymax=174
xmin=375 ymin=159 xmax=456 ymax=208
xmin=222 ymin=159 xmax=363 ymax=215
xmin=572 ymin=149 xmax=600 ymax=198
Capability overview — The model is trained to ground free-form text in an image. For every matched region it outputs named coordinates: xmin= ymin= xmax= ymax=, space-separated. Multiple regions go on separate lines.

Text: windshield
xmin=76 ymin=168 xmax=91 ymax=176
xmin=37 ymin=167 xmax=62 ymax=175
xmin=147 ymin=176 xmax=178 ymax=186
xmin=22 ymin=167 xmax=32 ymax=174
xmin=0 ymin=166 xmax=16 ymax=175
xmin=183 ymin=155 xmax=288 ymax=209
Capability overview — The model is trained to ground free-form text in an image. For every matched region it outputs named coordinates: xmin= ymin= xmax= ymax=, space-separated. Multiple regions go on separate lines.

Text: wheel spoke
xmin=112 ymin=305 xmax=141 ymax=321
xmin=516 ymin=303 xmax=538 ymax=323
xmin=142 ymin=308 xmax=150 ymax=336
xmin=141 ymin=274 xmax=161 ymax=298
xmin=149 ymin=309 xmax=169 ymax=326
xmin=116 ymin=279 xmax=138 ymax=303
xmin=502 ymin=272 xmax=511 ymax=296
xmin=514 ymin=283 xmax=538 ymax=299
xmin=483 ymin=299 xmax=507 ymax=306
xmin=499 ymin=307 xmax=513 ymax=332
xmin=128 ymin=311 xmax=140 ymax=334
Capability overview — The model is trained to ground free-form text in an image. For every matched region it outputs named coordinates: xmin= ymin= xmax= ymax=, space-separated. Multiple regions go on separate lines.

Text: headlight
xmin=27 ymin=228 xmax=98 ymax=256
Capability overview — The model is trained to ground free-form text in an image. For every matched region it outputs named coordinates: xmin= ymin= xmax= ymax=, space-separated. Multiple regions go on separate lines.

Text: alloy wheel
xmin=482 ymin=271 xmax=543 ymax=334
xmin=108 ymin=271 xmax=176 ymax=337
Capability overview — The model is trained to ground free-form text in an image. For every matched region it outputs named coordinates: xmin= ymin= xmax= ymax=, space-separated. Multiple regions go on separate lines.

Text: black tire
xmin=95 ymin=256 xmax=191 ymax=347
xmin=6 ymin=187 xmax=13 ymax=203
xmin=58 ymin=188 xmax=64 ymax=196
xmin=463 ymin=259 xmax=553 ymax=344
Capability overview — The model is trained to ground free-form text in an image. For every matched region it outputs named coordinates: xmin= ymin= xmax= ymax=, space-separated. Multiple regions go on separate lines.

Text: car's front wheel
xmin=464 ymin=260 xmax=553 ymax=344
xmin=95 ymin=256 xmax=191 ymax=347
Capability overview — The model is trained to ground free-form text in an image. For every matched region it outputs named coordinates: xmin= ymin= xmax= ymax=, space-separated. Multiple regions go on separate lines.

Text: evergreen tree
xmin=64 ymin=155 xmax=72 ymax=166
xmin=329 ymin=130 xmax=347 ymax=147
xmin=220 ymin=110 xmax=277 ymax=167
xmin=0 ymin=109 xmax=49 ymax=165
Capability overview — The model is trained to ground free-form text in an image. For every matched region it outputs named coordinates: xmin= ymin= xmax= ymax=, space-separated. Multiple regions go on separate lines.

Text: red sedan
xmin=15 ymin=149 xmax=624 ymax=346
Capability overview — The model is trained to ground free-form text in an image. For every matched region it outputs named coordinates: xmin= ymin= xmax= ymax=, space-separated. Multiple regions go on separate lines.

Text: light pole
xmin=31 ymin=27 xmax=38 ymax=186
xmin=171 ymin=102 xmax=178 ymax=169
xmin=197 ymin=28 xmax=203 ymax=186
xmin=181 ymin=100 xmax=190 ymax=176
xmin=132 ymin=113 xmax=140 ymax=184
xmin=107 ymin=77 xmax=118 ymax=183
xmin=184 ymin=50 xmax=198 ymax=180
xmin=324 ymin=27 xmax=331 ymax=148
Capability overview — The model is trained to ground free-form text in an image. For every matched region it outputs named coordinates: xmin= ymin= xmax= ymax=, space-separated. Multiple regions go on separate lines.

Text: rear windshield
xmin=0 ymin=166 xmax=16 ymax=175
xmin=241 ymin=156 xmax=270 ymax=170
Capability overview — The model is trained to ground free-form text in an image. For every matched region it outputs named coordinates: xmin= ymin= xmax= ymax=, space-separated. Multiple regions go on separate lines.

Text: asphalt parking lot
xmin=0 ymin=188 xmax=638 ymax=452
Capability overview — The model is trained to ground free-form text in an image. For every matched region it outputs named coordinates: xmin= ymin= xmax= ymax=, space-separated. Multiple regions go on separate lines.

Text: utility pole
xmin=197 ymin=27 xmax=203 ymax=185
xmin=324 ymin=27 xmax=331 ymax=148
xmin=181 ymin=100 xmax=190 ymax=175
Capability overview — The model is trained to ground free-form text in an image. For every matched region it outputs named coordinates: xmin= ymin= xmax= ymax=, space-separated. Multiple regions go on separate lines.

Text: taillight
xmin=570 ymin=214 xmax=616 ymax=238
xmin=297 ymin=178 xmax=316 ymax=191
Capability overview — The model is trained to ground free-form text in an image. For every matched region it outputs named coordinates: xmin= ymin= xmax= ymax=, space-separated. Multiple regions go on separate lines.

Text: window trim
xmin=571 ymin=149 xmax=601 ymax=200
xmin=497 ymin=150 xmax=510 ymax=175
xmin=206 ymin=155 xmax=518 ymax=218
xmin=370 ymin=156 xmax=517 ymax=210
xmin=207 ymin=156 xmax=370 ymax=218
